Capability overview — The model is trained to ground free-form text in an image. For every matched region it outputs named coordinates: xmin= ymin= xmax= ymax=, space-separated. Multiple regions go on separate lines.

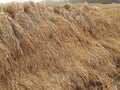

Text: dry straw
xmin=0 ymin=2 xmax=119 ymax=90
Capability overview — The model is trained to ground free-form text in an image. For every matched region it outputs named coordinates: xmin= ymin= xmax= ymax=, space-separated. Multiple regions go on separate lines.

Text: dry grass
xmin=75 ymin=3 xmax=120 ymax=17
xmin=0 ymin=2 xmax=120 ymax=90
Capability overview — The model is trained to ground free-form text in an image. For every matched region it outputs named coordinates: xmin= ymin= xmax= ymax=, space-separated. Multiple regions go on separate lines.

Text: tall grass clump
xmin=0 ymin=2 xmax=119 ymax=90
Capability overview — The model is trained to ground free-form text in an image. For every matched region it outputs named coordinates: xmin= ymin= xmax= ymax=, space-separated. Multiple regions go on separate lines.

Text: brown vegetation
xmin=0 ymin=2 xmax=120 ymax=90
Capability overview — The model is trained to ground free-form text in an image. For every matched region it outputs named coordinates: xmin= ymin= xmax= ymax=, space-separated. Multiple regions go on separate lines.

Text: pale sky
xmin=0 ymin=0 xmax=42 ymax=3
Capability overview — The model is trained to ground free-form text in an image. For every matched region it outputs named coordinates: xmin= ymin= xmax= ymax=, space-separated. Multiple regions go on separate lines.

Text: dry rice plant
xmin=0 ymin=2 xmax=120 ymax=90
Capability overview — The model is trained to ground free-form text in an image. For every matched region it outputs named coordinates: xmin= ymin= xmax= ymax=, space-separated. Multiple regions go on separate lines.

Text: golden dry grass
xmin=75 ymin=3 xmax=120 ymax=17
xmin=0 ymin=2 xmax=120 ymax=90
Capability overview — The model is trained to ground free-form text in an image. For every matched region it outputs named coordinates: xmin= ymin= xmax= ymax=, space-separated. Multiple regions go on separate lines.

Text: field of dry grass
xmin=0 ymin=2 xmax=120 ymax=90
xmin=75 ymin=3 xmax=120 ymax=26
xmin=75 ymin=3 xmax=120 ymax=17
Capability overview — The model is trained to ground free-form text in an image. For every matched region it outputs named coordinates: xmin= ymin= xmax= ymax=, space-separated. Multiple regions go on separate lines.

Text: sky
xmin=0 ymin=0 xmax=42 ymax=3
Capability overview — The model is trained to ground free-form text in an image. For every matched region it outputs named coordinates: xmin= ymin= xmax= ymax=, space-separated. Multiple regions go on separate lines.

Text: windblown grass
xmin=0 ymin=2 xmax=120 ymax=90
xmin=74 ymin=3 xmax=120 ymax=17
